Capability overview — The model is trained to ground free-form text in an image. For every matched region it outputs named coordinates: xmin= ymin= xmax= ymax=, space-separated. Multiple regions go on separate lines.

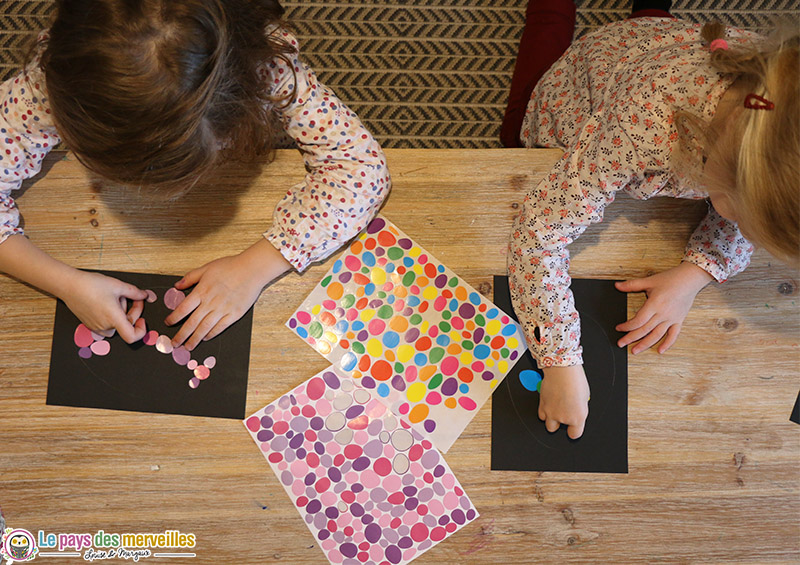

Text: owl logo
xmin=1 ymin=528 xmax=37 ymax=563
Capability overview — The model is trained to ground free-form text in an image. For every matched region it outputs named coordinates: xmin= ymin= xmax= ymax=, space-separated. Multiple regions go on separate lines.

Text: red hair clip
xmin=744 ymin=93 xmax=774 ymax=111
xmin=709 ymin=38 xmax=729 ymax=52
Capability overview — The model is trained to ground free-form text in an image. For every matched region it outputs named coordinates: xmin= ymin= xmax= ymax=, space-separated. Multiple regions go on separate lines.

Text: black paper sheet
xmin=47 ymin=270 xmax=252 ymax=419
xmin=491 ymin=276 xmax=628 ymax=473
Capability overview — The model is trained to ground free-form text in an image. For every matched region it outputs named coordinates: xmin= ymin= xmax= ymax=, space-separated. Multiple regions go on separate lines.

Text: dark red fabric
xmin=500 ymin=2 xmax=674 ymax=148
xmin=500 ymin=0 xmax=576 ymax=148
xmin=629 ymin=9 xmax=675 ymax=18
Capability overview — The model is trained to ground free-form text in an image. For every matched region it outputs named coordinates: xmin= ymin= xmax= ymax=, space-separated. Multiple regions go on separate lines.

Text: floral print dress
xmin=509 ymin=18 xmax=755 ymax=367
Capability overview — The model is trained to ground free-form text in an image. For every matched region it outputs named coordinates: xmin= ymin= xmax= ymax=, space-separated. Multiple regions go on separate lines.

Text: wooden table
xmin=1 ymin=149 xmax=798 ymax=563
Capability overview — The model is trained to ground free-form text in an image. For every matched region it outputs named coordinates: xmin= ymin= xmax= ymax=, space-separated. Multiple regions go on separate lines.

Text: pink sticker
xmin=73 ymin=324 xmax=94 ymax=348
xmin=243 ymin=370 xmax=478 ymax=565
xmin=163 ymin=288 xmax=185 ymax=310
xmin=90 ymin=340 xmax=110 ymax=356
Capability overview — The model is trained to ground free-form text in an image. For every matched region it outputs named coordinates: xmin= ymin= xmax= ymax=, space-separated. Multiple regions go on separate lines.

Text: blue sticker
xmin=473 ymin=344 xmax=491 ymax=359
xmin=519 ymin=369 xmax=543 ymax=392
xmin=382 ymin=331 xmax=400 ymax=349
xmin=340 ymin=352 xmax=357 ymax=372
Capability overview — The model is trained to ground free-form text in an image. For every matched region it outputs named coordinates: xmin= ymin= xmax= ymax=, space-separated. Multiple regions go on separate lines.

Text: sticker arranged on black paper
xmin=491 ymin=276 xmax=628 ymax=473
xmin=47 ymin=270 xmax=252 ymax=419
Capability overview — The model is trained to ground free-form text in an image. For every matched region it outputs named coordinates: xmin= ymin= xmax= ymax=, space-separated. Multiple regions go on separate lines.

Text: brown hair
xmin=38 ymin=0 xmax=296 ymax=192
xmin=680 ymin=21 xmax=799 ymax=266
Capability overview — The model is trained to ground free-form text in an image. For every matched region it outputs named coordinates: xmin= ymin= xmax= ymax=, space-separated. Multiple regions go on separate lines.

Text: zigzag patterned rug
xmin=2 ymin=0 xmax=797 ymax=148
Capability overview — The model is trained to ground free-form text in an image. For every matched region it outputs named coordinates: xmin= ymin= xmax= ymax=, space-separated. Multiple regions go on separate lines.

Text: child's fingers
xmin=615 ymin=307 xmax=654 ymax=334
xmin=126 ymin=299 xmax=144 ymax=325
xmin=118 ymin=282 xmax=149 ymax=301
xmin=631 ymin=321 xmax=669 ymax=355
xmin=183 ymin=312 xmax=222 ymax=351
xmin=170 ymin=307 xmax=204 ymax=348
xmin=615 ymin=278 xmax=649 ymax=293
xmin=657 ymin=324 xmax=682 ymax=354
xmin=202 ymin=315 xmax=234 ymax=343
xmin=538 ymin=405 xmax=547 ymax=421
xmin=174 ymin=268 xmax=204 ymax=290
xmin=113 ymin=311 xmax=145 ymax=344
xmin=545 ymin=418 xmax=561 ymax=433
xmin=567 ymin=421 xmax=585 ymax=439
xmin=131 ymin=317 xmax=147 ymax=342
xmin=165 ymin=291 xmax=202 ymax=327
xmin=618 ymin=314 xmax=658 ymax=347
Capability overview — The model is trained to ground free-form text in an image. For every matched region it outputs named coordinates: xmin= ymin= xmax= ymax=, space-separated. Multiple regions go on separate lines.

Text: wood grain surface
xmin=1 ymin=149 xmax=798 ymax=564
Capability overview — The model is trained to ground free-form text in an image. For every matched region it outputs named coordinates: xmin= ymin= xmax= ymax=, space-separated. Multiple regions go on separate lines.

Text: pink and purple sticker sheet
xmin=286 ymin=216 xmax=527 ymax=452
xmin=244 ymin=368 xmax=478 ymax=565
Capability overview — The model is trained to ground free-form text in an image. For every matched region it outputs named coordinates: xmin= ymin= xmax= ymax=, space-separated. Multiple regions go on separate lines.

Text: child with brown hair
xmin=502 ymin=1 xmax=799 ymax=438
xmin=0 ymin=0 xmax=390 ymax=349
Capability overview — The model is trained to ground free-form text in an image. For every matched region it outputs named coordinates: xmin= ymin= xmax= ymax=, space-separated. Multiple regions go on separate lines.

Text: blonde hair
xmin=678 ymin=21 xmax=799 ymax=266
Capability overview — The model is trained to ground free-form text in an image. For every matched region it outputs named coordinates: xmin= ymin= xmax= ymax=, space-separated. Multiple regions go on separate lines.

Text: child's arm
xmin=168 ymin=31 xmax=390 ymax=350
xmin=0 ymin=234 xmax=147 ymax=342
xmin=684 ymin=204 xmax=753 ymax=283
xmin=0 ymin=66 xmax=147 ymax=341
xmin=510 ymin=108 xmax=654 ymax=438
xmin=614 ymin=205 xmax=752 ymax=354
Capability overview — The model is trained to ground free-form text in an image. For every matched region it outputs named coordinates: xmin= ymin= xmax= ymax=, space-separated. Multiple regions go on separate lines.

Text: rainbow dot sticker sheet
xmin=244 ymin=368 xmax=478 ymax=565
xmin=286 ymin=216 xmax=527 ymax=453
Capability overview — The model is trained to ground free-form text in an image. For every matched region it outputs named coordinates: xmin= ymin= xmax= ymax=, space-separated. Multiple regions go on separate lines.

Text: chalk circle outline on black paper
xmin=73 ymin=284 xmax=224 ymax=399
xmin=503 ymin=311 xmax=618 ymax=450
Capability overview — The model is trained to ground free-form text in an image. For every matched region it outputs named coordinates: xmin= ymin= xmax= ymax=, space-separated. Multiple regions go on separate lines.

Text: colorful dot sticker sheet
xmin=286 ymin=216 xmax=527 ymax=452
xmin=245 ymin=368 xmax=478 ymax=565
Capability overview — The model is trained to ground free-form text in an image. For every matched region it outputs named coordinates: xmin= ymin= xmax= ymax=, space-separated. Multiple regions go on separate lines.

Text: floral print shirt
xmin=0 ymin=31 xmax=390 ymax=273
xmin=509 ymin=18 xmax=755 ymax=367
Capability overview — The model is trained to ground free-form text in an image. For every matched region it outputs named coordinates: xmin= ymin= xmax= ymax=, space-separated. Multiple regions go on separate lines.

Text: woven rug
xmin=2 ymin=0 xmax=798 ymax=148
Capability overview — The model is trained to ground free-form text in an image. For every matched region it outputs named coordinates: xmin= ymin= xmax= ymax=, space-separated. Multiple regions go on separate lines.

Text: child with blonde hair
xmin=502 ymin=1 xmax=799 ymax=438
xmin=0 ymin=0 xmax=389 ymax=349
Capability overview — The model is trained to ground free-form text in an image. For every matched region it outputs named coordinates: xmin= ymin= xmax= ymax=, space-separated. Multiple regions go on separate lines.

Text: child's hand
xmin=63 ymin=271 xmax=148 ymax=343
xmin=166 ymin=239 xmax=291 ymax=350
xmin=615 ymin=262 xmax=713 ymax=354
xmin=539 ymin=364 xmax=590 ymax=439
